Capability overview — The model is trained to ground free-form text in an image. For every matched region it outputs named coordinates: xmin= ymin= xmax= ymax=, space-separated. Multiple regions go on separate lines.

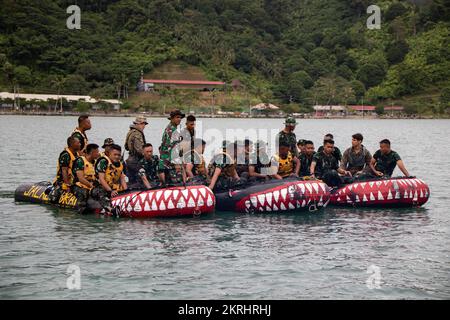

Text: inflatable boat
xmin=215 ymin=178 xmax=330 ymax=213
xmin=14 ymin=182 xmax=216 ymax=218
xmin=329 ymin=177 xmax=430 ymax=207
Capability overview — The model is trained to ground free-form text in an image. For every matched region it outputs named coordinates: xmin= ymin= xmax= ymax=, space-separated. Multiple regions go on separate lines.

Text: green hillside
xmin=0 ymin=0 xmax=449 ymax=114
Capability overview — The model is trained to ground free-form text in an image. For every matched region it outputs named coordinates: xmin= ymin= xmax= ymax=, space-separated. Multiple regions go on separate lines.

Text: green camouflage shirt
xmin=312 ymin=151 xmax=339 ymax=177
xmin=275 ymin=130 xmax=298 ymax=157
xmin=139 ymin=155 xmax=160 ymax=181
xmin=373 ymin=150 xmax=401 ymax=177
xmin=160 ymin=123 xmax=180 ymax=162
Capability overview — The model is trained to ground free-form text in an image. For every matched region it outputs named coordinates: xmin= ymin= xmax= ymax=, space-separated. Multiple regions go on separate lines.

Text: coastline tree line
xmin=0 ymin=0 xmax=449 ymax=115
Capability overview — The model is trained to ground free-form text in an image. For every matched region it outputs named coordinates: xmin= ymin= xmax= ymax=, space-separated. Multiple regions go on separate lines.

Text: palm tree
xmin=51 ymin=76 xmax=66 ymax=113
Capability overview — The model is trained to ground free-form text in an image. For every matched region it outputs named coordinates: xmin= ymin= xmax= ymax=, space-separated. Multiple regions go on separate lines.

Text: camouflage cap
xmin=168 ymin=109 xmax=186 ymax=120
xmin=102 ymin=138 xmax=114 ymax=148
xmin=134 ymin=116 xmax=148 ymax=125
xmin=284 ymin=116 xmax=297 ymax=125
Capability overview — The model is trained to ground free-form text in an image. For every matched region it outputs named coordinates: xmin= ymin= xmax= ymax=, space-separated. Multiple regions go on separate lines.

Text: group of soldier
xmin=48 ymin=111 xmax=411 ymax=215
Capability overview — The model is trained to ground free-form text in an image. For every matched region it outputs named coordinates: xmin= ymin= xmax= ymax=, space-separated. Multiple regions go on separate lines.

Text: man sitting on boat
xmin=270 ymin=141 xmax=300 ymax=179
xmin=370 ymin=139 xmax=410 ymax=178
xmin=184 ymin=139 xmax=209 ymax=185
xmin=235 ymin=139 xmax=253 ymax=180
xmin=48 ymin=136 xmax=81 ymax=203
xmin=299 ymin=140 xmax=316 ymax=177
xmin=248 ymin=140 xmax=272 ymax=181
xmin=208 ymin=141 xmax=240 ymax=191
xmin=101 ymin=138 xmax=115 ymax=156
xmin=137 ymin=143 xmax=160 ymax=189
xmin=72 ymin=143 xmax=100 ymax=214
xmin=91 ymin=144 xmax=127 ymax=215
xmin=340 ymin=133 xmax=372 ymax=178
xmin=317 ymin=133 xmax=342 ymax=165
xmin=310 ymin=139 xmax=348 ymax=187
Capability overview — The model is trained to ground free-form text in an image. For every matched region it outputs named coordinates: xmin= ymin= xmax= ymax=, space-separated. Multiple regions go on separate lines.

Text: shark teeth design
xmin=187 ymin=197 xmax=196 ymax=208
xmin=363 ymin=194 xmax=368 ymax=202
xmin=159 ymin=201 xmax=166 ymax=211
xmin=355 ymin=195 xmax=360 ymax=202
xmin=305 ymin=183 xmax=312 ymax=193
xmin=167 ymin=199 xmax=175 ymax=209
xmin=172 ymin=190 xmax=179 ymax=199
xmin=245 ymin=201 xmax=250 ymax=209
xmin=377 ymin=191 xmax=384 ymax=201
xmin=155 ymin=191 xmax=163 ymax=201
xmin=273 ymin=203 xmax=279 ymax=211
xmin=198 ymin=188 xmax=206 ymax=198
xmin=151 ymin=200 xmax=158 ymax=210
xmin=404 ymin=190 xmax=409 ymax=198
xmin=139 ymin=193 xmax=147 ymax=202
xmin=265 ymin=193 xmax=273 ymax=205
xmin=181 ymin=189 xmax=189 ymax=199
xmin=273 ymin=190 xmax=280 ymax=203
xmin=280 ymin=188 xmax=288 ymax=200
xmin=387 ymin=190 xmax=393 ymax=200
xmin=133 ymin=202 xmax=142 ymax=212
xmin=288 ymin=203 xmax=295 ymax=210
xmin=207 ymin=194 xmax=214 ymax=206
xmin=190 ymin=189 xmax=198 ymax=200
xmin=144 ymin=201 xmax=150 ymax=211
xmin=250 ymin=196 xmax=257 ymax=207
xmin=257 ymin=194 xmax=266 ymax=206
xmin=370 ymin=193 xmax=375 ymax=201
xmin=312 ymin=183 xmax=319 ymax=193
xmin=280 ymin=203 xmax=287 ymax=210
xmin=177 ymin=198 xmax=186 ymax=209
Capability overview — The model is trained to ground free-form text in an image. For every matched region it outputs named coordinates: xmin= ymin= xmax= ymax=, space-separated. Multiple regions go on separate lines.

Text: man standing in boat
xmin=72 ymin=143 xmax=100 ymax=214
xmin=71 ymin=115 xmax=91 ymax=156
xmin=275 ymin=116 xmax=299 ymax=158
xmin=158 ymin=109 xmax=185 ymax=185
xmin=340 ymin=133 xmax=372 ymax=178
xmin=370 ymin=139 xmax=410 ymax=178
xmin=48 ymin=136 xmax=81 ymax=203
xmin=124 ymin=116 xmax=148 ymax=185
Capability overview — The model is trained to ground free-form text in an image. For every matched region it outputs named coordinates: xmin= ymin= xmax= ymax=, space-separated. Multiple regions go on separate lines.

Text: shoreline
xmin=0 ymin=111 xmax=447 ymax=120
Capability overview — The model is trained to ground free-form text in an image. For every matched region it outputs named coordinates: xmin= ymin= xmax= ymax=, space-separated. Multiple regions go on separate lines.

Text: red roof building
xmin=384 ymin=106 xmax=404 ymax=111
xmin=349 ymin=105 xmax=376 ymax=112
xmin=141 ymin=79 xmax=225 ymax=91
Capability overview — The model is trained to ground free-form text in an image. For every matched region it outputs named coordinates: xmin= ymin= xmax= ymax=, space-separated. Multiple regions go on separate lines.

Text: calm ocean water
xmin=0 ymin=115 xmax=449 ymax=299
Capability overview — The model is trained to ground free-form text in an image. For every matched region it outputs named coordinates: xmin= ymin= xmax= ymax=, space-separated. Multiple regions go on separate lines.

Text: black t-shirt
xmin=373 ymin=150 xmax=401 ymax=177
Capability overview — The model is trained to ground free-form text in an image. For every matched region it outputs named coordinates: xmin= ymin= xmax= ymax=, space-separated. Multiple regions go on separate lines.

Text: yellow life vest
xmin=53 ymin=147 xmax=77 ymax=190
xmin=274 ymin=151 xmax=294 ymax=178
xmin=72 ymin=128 xmax=88 ymax=154
xmin=75 ymin=156 xmax=96 ymax=190
xmin=102 ymin=156 xmax=124 ymax=191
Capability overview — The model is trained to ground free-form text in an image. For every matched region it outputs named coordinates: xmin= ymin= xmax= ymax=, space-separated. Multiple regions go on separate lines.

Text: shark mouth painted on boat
xmin=330 ymin=177 xmax=430 ymax=207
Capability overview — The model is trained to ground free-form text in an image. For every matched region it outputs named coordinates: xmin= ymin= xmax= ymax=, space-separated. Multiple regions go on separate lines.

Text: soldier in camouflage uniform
xmin=275 ymin=116 xmax=299 ymax=158
xmin=137 ymin=143 xmax=160 ymax=189
xmin=158 ymin=109 xmax=185 ymax=185
xmin=124 ymin=116 xmax=148 ymax=185
xmin=71 ymin=115 xmax=91 ymax=156
xmin=208 ymin=141 xmax=241 ymax=191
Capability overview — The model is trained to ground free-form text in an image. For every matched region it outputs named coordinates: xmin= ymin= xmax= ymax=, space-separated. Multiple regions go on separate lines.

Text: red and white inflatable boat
xmin=330 ymin=177 xmax=430 ymax=207
xmin=14 ymin=182 xmax=216 ymax=218
xmin=215 ymin=178 xmax=330 ymax=213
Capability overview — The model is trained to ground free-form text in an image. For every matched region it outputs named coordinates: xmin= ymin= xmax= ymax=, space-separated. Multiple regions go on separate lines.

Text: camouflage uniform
xmin=71 ymin=157 xmax=91 ymax=213
xmin=373 ymin=149 xmax=402 ymax=177
xmin=317 ymin=145 xmax=342 ymax=163
xmin=276 ymin=131 xmax=298 ymax=157
xmin=125 ymin=124 xmax=146 ymax=184
xmin=159 ymin=123 xmax=182 ymax=184
xmin=312 ymin=151 xmax=341 ymax=187
xmin=137 ymin=155 xmax=160 ymax=188
xmin=299 ymin=152 xmax=316 ymax=176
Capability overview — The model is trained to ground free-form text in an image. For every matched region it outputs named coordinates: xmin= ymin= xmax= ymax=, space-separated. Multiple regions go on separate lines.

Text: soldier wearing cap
xmin=124 ymin=116 xmax=148 ymax=185
xmin=275 ymin=116 xmax=299 ymax=158
xmin=158 ymin=109 xmax=185 ymax=185
xmin=101 ymin=138 xmax=115 ymax=156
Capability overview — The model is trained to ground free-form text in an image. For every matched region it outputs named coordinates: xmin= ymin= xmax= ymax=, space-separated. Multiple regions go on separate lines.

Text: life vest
xmin=74 ymin=156 xmax=96 ymax=190
xmin=53 ymin=148 xmax=77 ymax=190
xmin=274 ymin=151 xmax=294 ymax=178
xmin=345 ymin=146 xmax=369 ymax=173
xmin=208 ymin=152 xmax=236 ymax=178
xmin=72 ymin=128 xmax=88 ymax=154
xmin=97 ymin=155 xmax=124 ymax=191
